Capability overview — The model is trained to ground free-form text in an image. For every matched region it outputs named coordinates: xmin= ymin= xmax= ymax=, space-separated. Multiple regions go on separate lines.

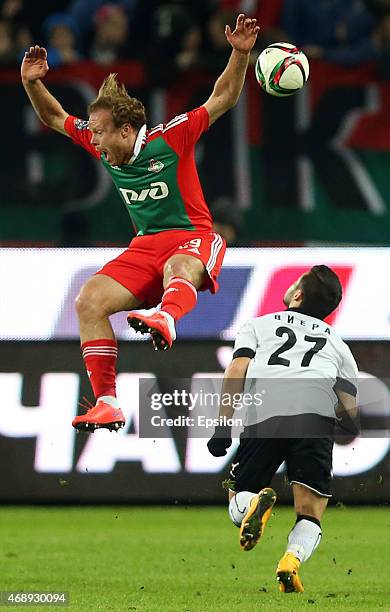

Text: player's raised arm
xmin=21 ymin=46 xmax=69 ymax=136
xmin=203 ymin=14 xmax=260 ymax=126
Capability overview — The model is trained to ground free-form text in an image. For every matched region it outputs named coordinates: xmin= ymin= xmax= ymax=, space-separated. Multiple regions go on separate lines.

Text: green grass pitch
xmin=1 ymin=506 xmax=389 ymax=611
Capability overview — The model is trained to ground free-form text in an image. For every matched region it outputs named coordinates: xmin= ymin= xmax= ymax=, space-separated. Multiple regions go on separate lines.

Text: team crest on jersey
xmin=75 ymin=119 xmax=89 ymax=130
xmin=148 ymin=159 xmax=164 ymax=173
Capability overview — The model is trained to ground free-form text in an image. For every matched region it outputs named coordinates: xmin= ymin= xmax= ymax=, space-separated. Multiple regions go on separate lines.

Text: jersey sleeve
xmin=334 ymin=343 xmax=359 ymax=397
xmin=233 ymin=320 xmax=257 ymax=359
xmin=64 ymin=115 xmax=101 ymax=159
xmin=161 ymin=106 xmax=210 ymax=157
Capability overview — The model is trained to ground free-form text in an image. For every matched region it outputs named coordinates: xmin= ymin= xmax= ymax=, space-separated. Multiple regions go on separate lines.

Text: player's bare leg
xmin=73 ymin=274 xmax=141 ymax=432
xmin=277 ymin=484 xmax=328 ymax=593
xmin=77 ymin=275 xmax=141 ymax=343
xmin=128 ymin=254 xmax=205 ymax=350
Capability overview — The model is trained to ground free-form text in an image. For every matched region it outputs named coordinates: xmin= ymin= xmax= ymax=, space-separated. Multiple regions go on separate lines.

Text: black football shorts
xmin=228 ymin=436 xmax=333 ymax=498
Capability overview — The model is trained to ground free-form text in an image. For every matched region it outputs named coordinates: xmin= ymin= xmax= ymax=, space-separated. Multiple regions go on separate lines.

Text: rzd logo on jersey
xmin=119 ymin=181 xmax=169 ymax=204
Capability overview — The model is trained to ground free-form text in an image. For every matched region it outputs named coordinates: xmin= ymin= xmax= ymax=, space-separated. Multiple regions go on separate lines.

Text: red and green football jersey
xmin=64 ymin=107 xmax=213 ymax=235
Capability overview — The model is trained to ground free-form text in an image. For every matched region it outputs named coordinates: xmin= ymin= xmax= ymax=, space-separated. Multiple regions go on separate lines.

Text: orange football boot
xmin=127 ymin=310 xmax=176 ymax=350
xmin=72 ymin=399 xmax=125 ymax=432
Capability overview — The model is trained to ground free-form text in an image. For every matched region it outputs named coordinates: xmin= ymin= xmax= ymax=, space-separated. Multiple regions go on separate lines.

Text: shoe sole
xmin=277 ymin=570 xmax=304 ymax=593
xmin=127 ymin=317 xmax=170 ymax=351
xmin=73 ymin=421 xmax=125 ymax=433
xmin=239 ymin=487 xmax=276 ymax=551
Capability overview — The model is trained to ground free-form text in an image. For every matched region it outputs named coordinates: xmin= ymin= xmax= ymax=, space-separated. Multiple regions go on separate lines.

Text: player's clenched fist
xmin=21 ymin=46 xmax=49 ymax=83
xmin=207 ymin=426 xmax=232 ymax=457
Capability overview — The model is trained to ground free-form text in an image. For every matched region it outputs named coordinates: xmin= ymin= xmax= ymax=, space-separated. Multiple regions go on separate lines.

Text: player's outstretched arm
xmin=203 ymin=14 xmax=260 ymax=126
xmin=21 ymin=46 xmax=69 ymax=136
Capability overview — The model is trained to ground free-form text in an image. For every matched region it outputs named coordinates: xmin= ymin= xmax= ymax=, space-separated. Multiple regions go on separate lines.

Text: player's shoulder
xmin=147 ymin=113 xmax=189 ymax=140
xmin=146 ymin=107 xmax=209 ymax=140
xmin=336 ymin=335 xmax=354 ymax=357
xmin=245 ymin=312 xmax=280 ymax=329
xmin=235 ymin=317 xmax=259 ymax=339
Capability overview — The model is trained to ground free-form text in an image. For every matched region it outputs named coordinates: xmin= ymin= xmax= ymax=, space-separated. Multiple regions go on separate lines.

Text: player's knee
xmin=75 ymin=285 xmax=106 ymax=321
xmin=164 ymin=257 xmax=204 ymax=287
xmin=165 ymin=260 xmax=190 ymax=280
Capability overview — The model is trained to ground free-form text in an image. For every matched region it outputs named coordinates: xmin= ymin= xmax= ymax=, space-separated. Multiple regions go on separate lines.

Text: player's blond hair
xmin=89 ymin=73 xmax=147 ymax=130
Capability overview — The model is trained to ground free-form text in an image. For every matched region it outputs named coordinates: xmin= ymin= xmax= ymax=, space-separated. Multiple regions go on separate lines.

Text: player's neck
xmin=288 ymin=300 xmax=303 ymax=310
xmin=121 ymin=133 xmax=137 ymax=165
xmin=286 ymin=306 xmax=325 ymax=321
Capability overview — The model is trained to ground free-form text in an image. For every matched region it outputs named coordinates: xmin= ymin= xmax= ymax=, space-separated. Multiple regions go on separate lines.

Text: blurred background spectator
xmin=0 ymin=0 xmax=31 ymax=66
xmin=1 ymin=0 xmax=69 ymax=41
xmin=138 ymin=0 xmax=208 ymax=86
xmin=2 ymin=0 xmax=386 ymax=74
xmin=210 ymin=195 xmax=243 ymax=246
xmin=198 ymin=8 xmax=235 ymax=75
xmin=365 ymin=0 xmax=390 ymax=78
xmin=90 ymin=3 xmax=131 ymax=64
xmin=282 ymin=0 xmax=379 ymax=66
xmin=69 ymin=0 xmax=137 ymax=36
xmin=219 ymin=0 xmax=285 ymax=47
xmin=42 ymin=13 xmax=82 ymax=68
xmin=365 ymin=0 xmax=390 ymax=18
xmin=0 ymin=19 xmax=18 ymax=65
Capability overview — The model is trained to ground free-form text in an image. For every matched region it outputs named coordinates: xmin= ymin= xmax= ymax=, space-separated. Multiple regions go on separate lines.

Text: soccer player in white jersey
xmin=207 ymin=265 xmax=359 ymax=593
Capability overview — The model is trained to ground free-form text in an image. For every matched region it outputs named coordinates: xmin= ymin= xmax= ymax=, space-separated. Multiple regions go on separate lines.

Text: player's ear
xmin=293 ymin=288 xmax=303 ymax=303
xmin=121 ymin=123 xmax=131 ymax=138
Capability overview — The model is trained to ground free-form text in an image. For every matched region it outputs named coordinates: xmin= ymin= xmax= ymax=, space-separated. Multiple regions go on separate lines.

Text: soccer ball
xmin=255 ymin=43 xmax=309 ymax=97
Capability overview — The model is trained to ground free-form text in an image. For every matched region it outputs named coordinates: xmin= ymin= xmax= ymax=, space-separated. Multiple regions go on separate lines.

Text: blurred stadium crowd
xmin=1 ymin=0 xmax=390 ymax=74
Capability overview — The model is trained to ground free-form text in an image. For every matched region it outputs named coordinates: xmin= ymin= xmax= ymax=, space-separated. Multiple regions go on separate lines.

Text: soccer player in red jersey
xmin=21 ymin=14 xmax=260 ymax=432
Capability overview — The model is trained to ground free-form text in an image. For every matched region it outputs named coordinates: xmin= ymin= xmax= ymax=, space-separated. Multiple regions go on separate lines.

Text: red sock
xmin=161 ymin=277 xmax=198 ymax=321
xmin=81 ymin=339 xmax=118 ymax=399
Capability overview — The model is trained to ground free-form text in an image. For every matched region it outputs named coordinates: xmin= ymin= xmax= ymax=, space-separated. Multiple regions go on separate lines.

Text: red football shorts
xmin=96 ymin=229 xmax=226 ymax=307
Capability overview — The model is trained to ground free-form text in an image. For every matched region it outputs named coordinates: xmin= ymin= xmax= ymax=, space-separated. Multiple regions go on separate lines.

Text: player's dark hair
xmin=298 ymin=265 xmax=342 ymax=319
xmin=89 ymin=73 xmax=147 ymax=131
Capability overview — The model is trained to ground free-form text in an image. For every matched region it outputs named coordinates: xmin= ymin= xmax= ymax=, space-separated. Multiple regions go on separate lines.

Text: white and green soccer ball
xmin=255 ymin=42 xmax=309 ymax=97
